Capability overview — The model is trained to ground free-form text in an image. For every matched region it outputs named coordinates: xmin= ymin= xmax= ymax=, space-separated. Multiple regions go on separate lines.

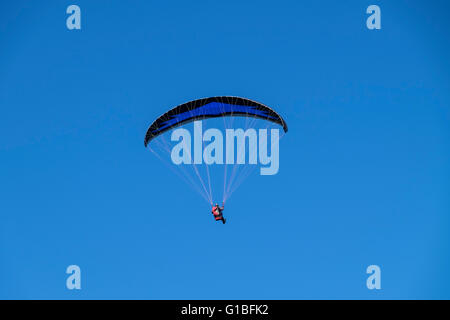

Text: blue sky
xmin=0 ymin=0 xmax=449 ymax=299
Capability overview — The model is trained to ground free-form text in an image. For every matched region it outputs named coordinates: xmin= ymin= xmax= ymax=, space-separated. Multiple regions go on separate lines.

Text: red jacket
xmin=212 ymin=205 xmax=223 ymax=217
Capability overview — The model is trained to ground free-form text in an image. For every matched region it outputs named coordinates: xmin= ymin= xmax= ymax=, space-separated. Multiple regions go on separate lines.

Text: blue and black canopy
xmin=144 ymin=96 xmax=288 ymax=146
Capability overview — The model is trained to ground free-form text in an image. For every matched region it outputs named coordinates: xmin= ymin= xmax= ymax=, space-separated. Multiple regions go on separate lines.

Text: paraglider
xmin=211 ymin=203 xmax=226 ymax=224
xmin=144 ymin=96 xmax=288 ymax=223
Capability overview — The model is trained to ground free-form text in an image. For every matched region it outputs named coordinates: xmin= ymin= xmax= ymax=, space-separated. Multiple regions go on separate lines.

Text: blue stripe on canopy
xmin=152 ymin=102 xmax=276 ymax=134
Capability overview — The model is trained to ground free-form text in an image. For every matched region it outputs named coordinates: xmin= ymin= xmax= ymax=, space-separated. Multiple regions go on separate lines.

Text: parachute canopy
xmin=144 ymin=96 xmax=288 ymax=146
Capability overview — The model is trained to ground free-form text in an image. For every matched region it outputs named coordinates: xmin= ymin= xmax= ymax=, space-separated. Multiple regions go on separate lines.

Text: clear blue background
xmin=0 ymin=0 xmax=449 ymax=299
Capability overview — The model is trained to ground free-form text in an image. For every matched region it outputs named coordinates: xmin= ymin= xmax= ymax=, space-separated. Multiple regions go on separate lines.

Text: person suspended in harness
xmin=211 ymin=203 xmax=226 ymax=224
